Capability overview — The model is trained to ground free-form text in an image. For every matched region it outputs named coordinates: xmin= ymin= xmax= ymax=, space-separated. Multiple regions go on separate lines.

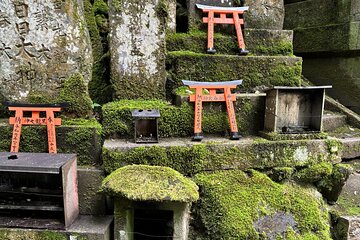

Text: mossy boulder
xmin=101 ymin=165 xmax=199 ymax=202
xmin=295 ymin=162 xmax=333 ymax=183
xmin=191 ymin=170 xmax=331 ymax=239
xmin=0 ymin=230 xmax=68 ymax=240
xmin=58 ymin=73 xmax=93 ymax=118
xmin=0 ymin=118 xmax=102 ymax=166
xmin=166 ymin=52 xmax=302 ymax=97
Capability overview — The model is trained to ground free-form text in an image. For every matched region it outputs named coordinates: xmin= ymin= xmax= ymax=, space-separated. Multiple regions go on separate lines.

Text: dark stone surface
xmin=254 ymin=212 xmax=298 ymax=239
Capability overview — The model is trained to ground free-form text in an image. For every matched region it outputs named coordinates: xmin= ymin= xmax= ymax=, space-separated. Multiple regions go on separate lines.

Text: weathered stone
xmin=188 ymin=0 xmax=284 ymax=30
xmin=166 ymin=29 xmax=293 ymax=56
xmin=243 ymin=0 xmax=284 ymax=30
xmin=333 ymin=216 xmax=360 ymax=240
xmin=78 ymin=167 xmax=107 ymax=215
xmin=0 ymin=0 xmax=92 ymax=101
xmin=302 ymin=56 xmax=360 ymax=114
xmin=167 ymin=0 xmax=177 ymax=31
xmin=323 ymin=112 xmax=347 ymax=132
xmin=254 ymin=213 xmax=297 ymax=240
xmin=109 ymin=0 xmax=167 ymax=99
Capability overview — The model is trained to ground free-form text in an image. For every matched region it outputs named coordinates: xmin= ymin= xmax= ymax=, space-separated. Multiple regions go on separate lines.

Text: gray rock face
xmin=0 ymin=0 xmax=93 ymax=101
xmin=109 ymin=0 xmax=167 ymax=99
xmin=254 ymin=212 xmax=298 ymax=239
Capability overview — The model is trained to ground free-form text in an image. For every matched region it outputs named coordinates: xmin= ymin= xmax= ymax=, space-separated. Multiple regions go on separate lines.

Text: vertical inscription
xmin=0 ymin=12 xmax=10 ymax=28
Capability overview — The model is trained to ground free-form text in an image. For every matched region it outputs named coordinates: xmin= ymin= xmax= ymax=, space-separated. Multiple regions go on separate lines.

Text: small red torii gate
xmin=196 ymin=4 xmax=249 ymax=54
xmin=182 ymin=80 xmax=242 ymax=141
xmin=4 ymin=102 xmax=67 ymax=153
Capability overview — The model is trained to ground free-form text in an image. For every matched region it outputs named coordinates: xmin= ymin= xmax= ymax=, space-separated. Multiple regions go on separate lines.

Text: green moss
xmin=101 ymin=165 xmax=199 ymax=202
xmin=295 ymin=162 xmax=333 ymax=183
xmin=268 ymin=167 xmax=294 ymax=182
xmin=155 ymin=0 xmax=168 ymax=19
xmin=166 ymin=52 xmax=302 ymax=96
xmin=192 ymin=170 xmax=331 ymax=239
xmin=58 ymin=73 xmax=93 ymax=118
xmin=260 ymin=131 xmax=328 ymax=141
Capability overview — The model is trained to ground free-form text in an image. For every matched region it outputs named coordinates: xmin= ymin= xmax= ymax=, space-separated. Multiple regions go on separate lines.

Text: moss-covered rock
xmin=102 ymin=138 xmax=341 ymax=175
xmin=0 ymin=118 xmax=102 ymax=166
xmin=166 ymin=52 xmax=302 ymax=97
xmin=166 ymin=30 xmax=293 ymax=56
xmin=295 ymin=162 xmax=333 ymax=183
xmin=58 ymin=73 xmax=93 ymax=118
xmin=102 ymin=98 xmax=264 ymax=138
xmin=0 ymin=230 xmax=68 ymax=240
xmin=191 ymin=170 xmax=331 ymax=239
xmin=101 ymin=165 xmax=199 ymax=202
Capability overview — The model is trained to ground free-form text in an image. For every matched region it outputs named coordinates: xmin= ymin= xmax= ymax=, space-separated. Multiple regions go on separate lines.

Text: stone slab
xmin=78 ymin=167 xmax=107 ymax=216
xmin=103 ymin=137 xmax=343 ymax=175
xmin=339 ymin=138 xmax=360 ymax=159
xmin=0 ymin=0 xmax=92 ymax=101
xmin=323 ymin=112 xmax=347 ymax=132
xmin=109 ymin=0 xmax=167 ymax=99
xmin=0 ymin=215 xmax=113 ymax=240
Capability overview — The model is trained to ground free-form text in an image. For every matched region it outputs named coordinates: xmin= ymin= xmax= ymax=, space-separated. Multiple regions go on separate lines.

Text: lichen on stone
xmin=101 ymin=165 xmax=199 ymax=202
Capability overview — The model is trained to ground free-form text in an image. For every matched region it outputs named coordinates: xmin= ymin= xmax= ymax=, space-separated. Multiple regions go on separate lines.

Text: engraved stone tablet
xmin=0 ymin=0 xmax=93 ymax=100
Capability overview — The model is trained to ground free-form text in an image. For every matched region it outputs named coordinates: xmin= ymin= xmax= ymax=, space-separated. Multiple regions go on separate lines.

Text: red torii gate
xmin=196 ymin=4 xmax=249 ymax=55
xmin=182 ymin=80 xmax=242 ymax=141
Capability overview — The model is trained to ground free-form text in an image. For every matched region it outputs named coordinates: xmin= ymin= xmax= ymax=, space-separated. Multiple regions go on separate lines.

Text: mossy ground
xmin=101 ymin=165 xmax=199 ymax=202
xmin=191 ymin=170 xmax=331 ymax=239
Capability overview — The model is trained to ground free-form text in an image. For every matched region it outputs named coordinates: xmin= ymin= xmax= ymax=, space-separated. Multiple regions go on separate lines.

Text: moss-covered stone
xmin=102 ymin=98 xmax=264 ymax=138
xmin=58 ymin=73 xmax=93 ymax=118
xmin=295 ymin=162 xmax=333 ymax=183
xmin=101 ymin=165 xmax=199 ymax=202
xmin=260 ymin=131 xmax=328 ymax=141
xmin=102 ymin=138 xmax=341 ymax=175
xmin=267 ymin=167 xmax=294 ymax=182
xmin=166 ymin=30 xmax=293 ymax=56
xmin=0 ymin=118 xmax=102 ymax=166
xmin=191 ymin=170 xmax=331 ymax=239
xmin=0 ymin=230 xmax=68 ymax=240
xmin=166 ymin=52 xmax=302 ymax=97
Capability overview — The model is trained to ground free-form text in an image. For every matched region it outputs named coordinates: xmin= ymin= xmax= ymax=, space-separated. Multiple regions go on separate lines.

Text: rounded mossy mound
xmin=101 ymin=165 xmax=199 ymax=202
xmin=58 ymin=73 xmax=93 ymax=118
xmin=193 ymin=170 xmax=331 ymax=239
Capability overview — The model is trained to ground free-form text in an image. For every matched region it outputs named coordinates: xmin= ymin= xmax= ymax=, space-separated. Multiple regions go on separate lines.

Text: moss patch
xmin=191 ymin=170 xmax=331 ymax=239
xmin=295 ymin=162 xmax=333 ymax=183
xmin=101 ymin=165 xmax=199 ymax=202
xmin=0 ymin=230 xmax=68 ymax=240
xmin=166 ymin=52 xmax=302 ymax=97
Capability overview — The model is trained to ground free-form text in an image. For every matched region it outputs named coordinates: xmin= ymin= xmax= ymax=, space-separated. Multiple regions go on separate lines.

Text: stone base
xmin=259 ymin=131 xmax=328 ymax=141
xmin=0 ymin=215 xmax=113 ymax=240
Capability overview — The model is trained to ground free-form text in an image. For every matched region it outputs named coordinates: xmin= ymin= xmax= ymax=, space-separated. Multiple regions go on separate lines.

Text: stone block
xmin=166 ymin=52 xmax=302 ymax=95
xmin=166 ymin=29 xmax=293 ymax=56
xmin=0 ymin=0 xmax=93 ymax=101
xmin=323 ymin=112 xmax=347 ymax=132
xmin=78 ymin=167 xmax=107 ymax=215
xmin=109 ymin=0 xmax=167 ymax=99
xmin=188 ymin=0 xmax=284 ymax=30
xmin=302 ymin=56 xmax=360 ymax=115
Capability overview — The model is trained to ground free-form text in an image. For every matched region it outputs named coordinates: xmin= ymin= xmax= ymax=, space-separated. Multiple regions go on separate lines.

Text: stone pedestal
xmin=109 ymin=0 xmax=167 ymax=99
xmin=0 ymin=0 xmax=92 ymax=101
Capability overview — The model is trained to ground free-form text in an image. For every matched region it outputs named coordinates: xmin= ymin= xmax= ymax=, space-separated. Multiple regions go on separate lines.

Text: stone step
xmin=323 ymin=112 xmax=347 ymax=132
xmin=166 ymin=29 xmax=294 ymax=56
xmin=102 ymin=137 xmax=345 ymax=175
xmin=0 ymin=119 xmax=102 ymax=166
xmin=0 ymin=215 xmax=113 ymax=240
xmin=166 ymin=52 xmax=302 ymax=96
